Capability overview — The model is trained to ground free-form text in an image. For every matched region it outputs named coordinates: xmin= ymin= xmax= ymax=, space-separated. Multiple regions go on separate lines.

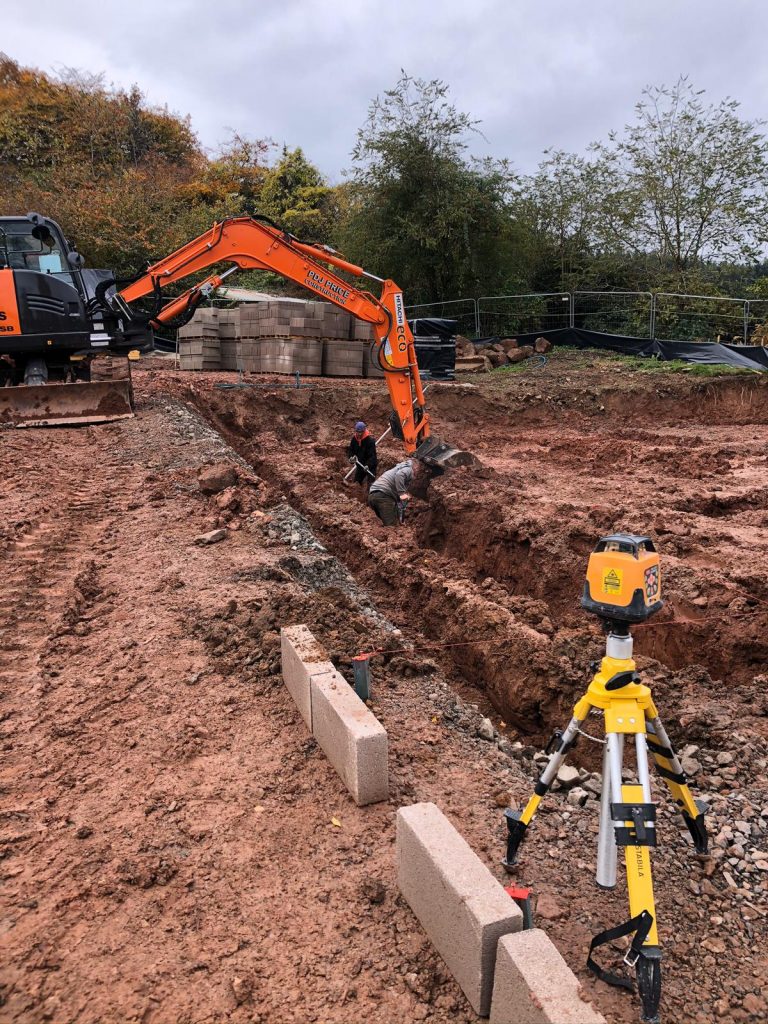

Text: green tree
xmin=342 ymin=72 xmax=520 ymax=302
xmin=591 ymin=78 xmax=768 ymax=290
xmin=259 ymin=146 xmax=337 ymax=241
xmin=513 ymin=150 xmax=601 ymax=291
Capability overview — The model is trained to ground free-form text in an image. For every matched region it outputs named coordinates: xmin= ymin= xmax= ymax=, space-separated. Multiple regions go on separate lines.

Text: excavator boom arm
xmin=113 ymin=217 xmax=458 ymax=459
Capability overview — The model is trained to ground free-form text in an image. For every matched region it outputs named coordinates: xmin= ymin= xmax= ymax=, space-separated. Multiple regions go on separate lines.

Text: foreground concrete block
xmin=397 ymin=802 xmax=522 ymax=1015
xmin=490 ymin=930 xmax=606 ymax=1024
xmin=280 ymin=625 xmax=334 ymax=730
xmin=310 ymin=669 xmax=388 ymax=805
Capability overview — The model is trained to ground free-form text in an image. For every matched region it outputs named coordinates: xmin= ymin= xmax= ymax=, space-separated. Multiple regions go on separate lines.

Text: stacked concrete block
xmin=397 ymin=802 xmax=523 ymax=1016
xmin=280 ymin=625 xmax=388 ymax=805
xmin=351 ymin=319 xmax=376 ymax=342
xmin=239 ymin=338 xmax=261 ymax=373
xmin=238 ymin=300 xmax=299 ymax=339
xmin=490 ymin=931 xmax=606 ymax=1024
xmin=178 ymin=310 xmax=221 ymax=372
xmin=362 ymin=339 xmax=386 ymax=378
xmin=216 ymin=309 xmax=240 ymax=337
xmin=178 ymin=307 xmax=220 ymax=339
xmin=175 ymin=299 xmax=381 ymax=376
xmin=261 ymin=338 xmax=322 ymax=375
xmin=288 ymin=315 xmax=325 ymax=338
xmin=178 ymin=307 xmax=244 ymax=371
xmin=316 ymin=302 xmax=353 ymax=340
xmin=217 ymin=310 xmax=241 ymax=370
xmin=220 ymin=340 xmax=240 ymax=371
xmin=178 ymin=338 xmax=221 ymax=371
xmin=323 ymin=339 xmax=364 ymax=377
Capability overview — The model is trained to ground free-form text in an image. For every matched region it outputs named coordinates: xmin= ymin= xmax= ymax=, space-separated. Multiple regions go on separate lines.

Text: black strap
xmin=587 ymin=909 xmax=654 ymax=990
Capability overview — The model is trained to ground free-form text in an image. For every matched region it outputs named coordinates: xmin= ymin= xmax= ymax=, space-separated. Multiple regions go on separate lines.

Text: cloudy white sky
xmin=4 ymin=0 xmax=767 ymax=181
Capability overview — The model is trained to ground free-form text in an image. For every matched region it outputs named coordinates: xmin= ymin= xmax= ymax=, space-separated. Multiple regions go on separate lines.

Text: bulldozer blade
xmin=414 ymin=435 xmax=475 ymax=469
xmin=0 ymin=381 xmax=134 ymax=428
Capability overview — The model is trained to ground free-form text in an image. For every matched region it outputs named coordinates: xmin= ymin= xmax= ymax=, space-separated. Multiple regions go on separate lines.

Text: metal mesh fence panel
xmin=653 ymin=294 xmax=747 ymax=343
xmin=404 ymin=299 xmax=478 ymax=338
xmin=477 ymin=293 xmax=570 ymax=337
xmin=573 ymin=292 xmax=653 ymax=338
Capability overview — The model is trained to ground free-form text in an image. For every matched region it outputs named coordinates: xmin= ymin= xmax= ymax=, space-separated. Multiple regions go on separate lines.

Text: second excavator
xmin=100 ymin=215 xmax=470 ymax=470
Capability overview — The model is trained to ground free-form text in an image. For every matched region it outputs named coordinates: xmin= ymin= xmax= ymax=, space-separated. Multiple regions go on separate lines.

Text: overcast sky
xmin=4 ymin=0 xmax=767 ymax=181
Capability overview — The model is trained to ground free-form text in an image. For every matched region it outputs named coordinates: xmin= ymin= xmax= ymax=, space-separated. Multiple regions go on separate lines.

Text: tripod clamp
xmin=605 ymin=669 xmax=641 ymax=690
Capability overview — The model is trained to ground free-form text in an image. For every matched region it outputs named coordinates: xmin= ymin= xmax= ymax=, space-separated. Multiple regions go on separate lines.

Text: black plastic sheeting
xmin=474 ymin=327 xmax=768 ymax=372
xmin=410 ymin=317 xmax=459 ymax=339
xmin=414 ymin=338 xmax=456 ymax=379
xmin=407 ymin=319 xmax=458 ymax=378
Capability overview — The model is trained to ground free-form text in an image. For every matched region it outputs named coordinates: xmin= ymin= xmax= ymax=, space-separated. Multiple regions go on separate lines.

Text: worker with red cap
xmin=347 ymin=420 xmax=378 ymax=499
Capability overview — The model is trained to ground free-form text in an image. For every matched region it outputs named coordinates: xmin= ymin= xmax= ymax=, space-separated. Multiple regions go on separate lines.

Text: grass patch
xmin=595 ymin=352 xmax=754 ymax=376
xmin=480 ymin=347 xmax=756 ymax=377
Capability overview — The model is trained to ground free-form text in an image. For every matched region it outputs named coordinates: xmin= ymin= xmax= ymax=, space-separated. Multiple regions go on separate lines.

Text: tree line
xmin=2 ymin=55 xmax=767 ymax=305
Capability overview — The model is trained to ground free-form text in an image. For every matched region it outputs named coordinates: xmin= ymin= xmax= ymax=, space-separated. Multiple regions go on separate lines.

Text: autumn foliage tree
xmin=0 ymin=55 xmax=334 ymax=286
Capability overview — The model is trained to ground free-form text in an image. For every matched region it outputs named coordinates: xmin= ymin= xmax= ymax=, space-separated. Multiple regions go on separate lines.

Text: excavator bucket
xmin=0 ymin=380 xmax=134 ymax=428
xmin=414 ymin=435 xmax=475 ymax=470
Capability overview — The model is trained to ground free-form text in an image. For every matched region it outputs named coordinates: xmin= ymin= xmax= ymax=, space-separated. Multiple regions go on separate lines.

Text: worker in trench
xmin=346 ymin=420 xmax=378 ymax=501
xmin=367 ymin=458 xmax=443 ymax=526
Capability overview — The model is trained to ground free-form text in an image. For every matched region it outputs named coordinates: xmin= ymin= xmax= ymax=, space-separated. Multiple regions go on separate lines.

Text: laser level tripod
xmin=503 ymin=536 xmax=708 ymax=1024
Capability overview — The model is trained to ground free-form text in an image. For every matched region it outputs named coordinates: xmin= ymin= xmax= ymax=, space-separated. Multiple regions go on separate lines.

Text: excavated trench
xmin=177 ymin=368 xmax=768 ymax=747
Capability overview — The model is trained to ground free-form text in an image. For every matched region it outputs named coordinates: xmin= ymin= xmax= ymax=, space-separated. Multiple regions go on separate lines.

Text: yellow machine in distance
xmin=582 ymin=534 xmax=662 ymax=624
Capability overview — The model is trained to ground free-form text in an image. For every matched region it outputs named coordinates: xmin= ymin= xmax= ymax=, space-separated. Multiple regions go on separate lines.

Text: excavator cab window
xmin=0 ymin=220 xmax=65 ymax=275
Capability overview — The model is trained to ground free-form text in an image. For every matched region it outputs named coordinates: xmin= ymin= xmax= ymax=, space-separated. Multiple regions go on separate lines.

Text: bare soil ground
xmin=1 ymin=349 xmax=767 ymax=1024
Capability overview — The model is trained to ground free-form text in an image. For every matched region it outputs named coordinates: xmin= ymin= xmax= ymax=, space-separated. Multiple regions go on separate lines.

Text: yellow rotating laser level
xmin=582 ymin=534 xmax=662 ymax=624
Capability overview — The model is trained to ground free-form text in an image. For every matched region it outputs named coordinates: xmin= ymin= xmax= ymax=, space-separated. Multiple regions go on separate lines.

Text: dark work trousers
xmin=368 ymin=492 xmax=398 ymax=526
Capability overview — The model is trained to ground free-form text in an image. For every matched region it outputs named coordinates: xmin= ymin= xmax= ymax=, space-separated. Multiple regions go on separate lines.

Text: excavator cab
xmin=0 ymin=213 xmax=140 ymax=427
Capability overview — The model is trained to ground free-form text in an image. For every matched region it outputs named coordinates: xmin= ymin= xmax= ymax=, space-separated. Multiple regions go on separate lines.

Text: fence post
xmin=473 ymin=298 xmax=480 ymax=337
xmin=569 ymin=292 xmax=575 ymax=329
xmin=744 ymin=301 xmax=749 ymax=345
xmin=650 ymin=293 xmax=656 ymax=340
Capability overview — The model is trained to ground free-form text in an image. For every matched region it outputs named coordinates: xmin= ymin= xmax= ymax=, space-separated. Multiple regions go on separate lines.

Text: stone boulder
xmin=198 ymin=463 xmax=238 ymax=495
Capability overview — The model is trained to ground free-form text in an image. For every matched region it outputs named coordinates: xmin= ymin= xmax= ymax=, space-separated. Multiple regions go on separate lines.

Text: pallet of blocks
xmin=238 ymin=299 xmax=301 ymax=339
xmin=178 ymin=308 xmax=221 ymax=371
xmin=238 ymin=299 xmax=328 ymax=375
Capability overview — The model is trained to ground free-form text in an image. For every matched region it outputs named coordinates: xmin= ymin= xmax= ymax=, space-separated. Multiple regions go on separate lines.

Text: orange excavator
xmin=102 ymin=215 xmax=469 ymax=467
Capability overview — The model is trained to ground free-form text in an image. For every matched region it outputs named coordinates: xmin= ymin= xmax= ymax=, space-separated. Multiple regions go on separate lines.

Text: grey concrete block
xmin=280 ymin=625 xmax=334 ymax=730
xmin=490 ymin=930 xmax=606 ymax=1024
xmin=397 ymin=802 xmax=522 ymax=1015
xmin=310 ymin=670 xmax=388 ymax=805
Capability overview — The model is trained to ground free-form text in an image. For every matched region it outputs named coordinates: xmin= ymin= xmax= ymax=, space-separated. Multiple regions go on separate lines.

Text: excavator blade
xmin=0 ymin=380 xmax=134 ymax=428
xmin=414 ymin=435 xmax=475 ymax=469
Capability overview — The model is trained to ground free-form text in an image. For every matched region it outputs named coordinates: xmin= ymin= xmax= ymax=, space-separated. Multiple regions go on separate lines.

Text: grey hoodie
xmin=368 ymin=460 xmax=414 ymax=502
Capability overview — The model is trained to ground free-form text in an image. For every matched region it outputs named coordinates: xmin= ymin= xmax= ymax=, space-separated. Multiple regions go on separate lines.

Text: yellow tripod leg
xmin=645 ymin=709 xmax=708 ymax=853
xmin=503 ymin=696 xmax=591 ymax=868
xmin=620 ymin=783 xmax=662 ymax=1023
xmin=622 ymin=784 xmax=659 ymax=946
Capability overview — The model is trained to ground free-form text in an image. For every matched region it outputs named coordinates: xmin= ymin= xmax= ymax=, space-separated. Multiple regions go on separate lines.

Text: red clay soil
xmin=1 ymin=350 xmax=766 ymax=1024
